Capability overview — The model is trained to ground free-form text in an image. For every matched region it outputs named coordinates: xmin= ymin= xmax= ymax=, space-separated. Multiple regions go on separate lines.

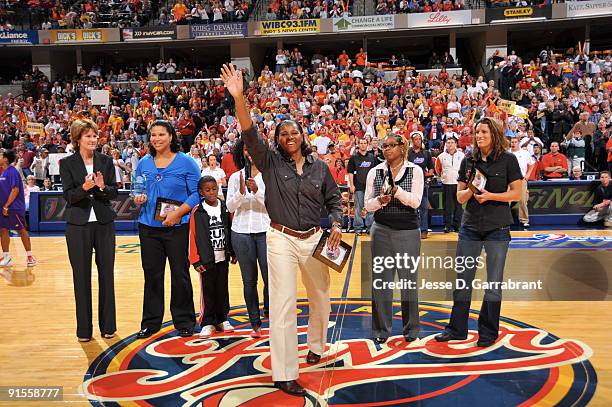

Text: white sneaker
xmin=217 ymin=320 xmax=234 ymax=333
xmin=26 ymin=256 xmax=37 ymax=267
xmin=0 ymin=255 xmax=13 ymax=267
xmin=199 ymin=325 xmax=215 ymax=338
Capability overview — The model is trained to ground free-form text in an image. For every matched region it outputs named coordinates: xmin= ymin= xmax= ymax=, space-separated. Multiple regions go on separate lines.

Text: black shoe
xmin=262 ymin=309 xmax=269 ymax=318
xmin=420 ymin=231 xmax=428 ymax=239
xmin=178 ymin=328 xmax=193 ymax=337
xmin=137 ymin=328 xmax=160 ymax=339
xmin=404 ymin=336 xmax=418 ymax=342
xmin=443 ymin=227 xmax=450 ymax=233
xmin=477 ymin=338 xmax=496 ymax=347
xmin=274 ymin=380 xmax=306 ymax=396
xmin=435 ymin=332 xmax=467 ymax=342
xmin=374 ymin=337 xmax=387 ymax=344
xmin=306 ymin=351 xmax=321 ymax=364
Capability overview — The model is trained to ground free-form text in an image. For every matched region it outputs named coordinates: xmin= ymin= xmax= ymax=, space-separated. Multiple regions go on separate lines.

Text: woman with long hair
xmin=435 ymin=117 xmax=522 ymax=347
xmin=226 ymin=137 xmax=270 ymax=338
xmin=221 ymin=63 xmax=342 ymax=396
xmin=60 ymin=119 xmax=118 ymax=342
xmin=365 ymin=134 xmax=424 ymax=344
xmin=132 ymin=120 xmax=201 ymax=339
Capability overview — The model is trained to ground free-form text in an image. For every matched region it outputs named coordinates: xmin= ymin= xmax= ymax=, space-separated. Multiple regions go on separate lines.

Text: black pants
xmin=66 ymin=222 xmax=116 ymax=338
xmin=139 ymin=223 xmax=195 ymax=330
xmin=198 ymin=260 xmax=230 ymax=327
xmin=445 ymin=227 xmax=511 ymax=342
xmin=442 ymin=184 xmax=463 ymax=229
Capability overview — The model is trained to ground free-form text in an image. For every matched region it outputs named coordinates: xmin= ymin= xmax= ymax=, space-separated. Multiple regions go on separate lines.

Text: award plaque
xmin=154 ymin=198 xmax=183 ymax=222
xmin=468 ymin=168 xmax=487 ymax=194
xmin=312 ymin=231 xmax=352 ymax=273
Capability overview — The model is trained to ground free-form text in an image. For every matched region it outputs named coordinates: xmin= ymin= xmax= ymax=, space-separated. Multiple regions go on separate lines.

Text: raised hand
xmin=220 ymin=64 xmax=243 ymax=98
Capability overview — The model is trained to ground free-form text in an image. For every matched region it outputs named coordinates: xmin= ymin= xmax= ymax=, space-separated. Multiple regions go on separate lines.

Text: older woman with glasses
xmin=365 ymin=133 xmax=424 ymax=344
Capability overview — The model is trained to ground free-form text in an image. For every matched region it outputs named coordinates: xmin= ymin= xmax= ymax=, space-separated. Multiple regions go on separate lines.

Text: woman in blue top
xmin=133 ymin=120 xmax=201 ymax=338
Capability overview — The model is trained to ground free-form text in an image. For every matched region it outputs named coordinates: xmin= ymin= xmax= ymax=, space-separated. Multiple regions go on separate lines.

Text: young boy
xmin=189 ymin=176 xmax=236 ymax=338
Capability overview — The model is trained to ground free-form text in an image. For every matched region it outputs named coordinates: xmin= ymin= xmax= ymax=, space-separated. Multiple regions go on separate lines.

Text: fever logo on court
xmin=82 ymin=300 xmax=597 ymax=406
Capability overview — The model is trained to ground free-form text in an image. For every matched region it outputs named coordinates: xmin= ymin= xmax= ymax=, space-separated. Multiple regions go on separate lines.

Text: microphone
xmin=244 ymin=159 xmax=252 ymax=193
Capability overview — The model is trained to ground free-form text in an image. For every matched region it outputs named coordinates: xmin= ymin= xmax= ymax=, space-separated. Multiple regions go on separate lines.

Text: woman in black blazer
xmin=60 ymin=119 xmax=118 ymax=342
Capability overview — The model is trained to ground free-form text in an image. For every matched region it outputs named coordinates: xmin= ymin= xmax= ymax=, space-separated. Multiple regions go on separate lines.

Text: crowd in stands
xmin=263 ymin=0 xmax=352 ymax=20
xmin=1 ymin=46 xmax=611 ymax=210
xmin=0 ymin=0 xmax=158 ymax=30
xmin=375 ymin=0 xmax=465 ymax=15
xmin=161 ymin=0 xmax=253 ymax=25
xmin=0 ymin=0 xmax=253 ymax=29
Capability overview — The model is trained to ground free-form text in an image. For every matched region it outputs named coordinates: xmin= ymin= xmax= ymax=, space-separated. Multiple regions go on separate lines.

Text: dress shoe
xmin=78 ymin=337 xmax=91 ymax=343
xmin=404 ymin=336 xmax=417 ymax=342
xmin=374 ymin=337 xmax=387 ymax=344
xmin=306 ymin=351 xmax=321 ymax=364
xmin=477 ymin=338 xmax=496 ymax=347
xmin=443 ymin=227 xmax=450 ymax=233
xmin=420 ymin=231 xmax=428 ymax=239
xmin=274 ymin=380 xmax=306 ymax=396
xmin=435 ymin=332 xmax=467 ymax=342
xmin=102 ymin=332 xmax=116 ymax=339
xmin=178 ymin=328 xmax=193 ymax=337
xmin=137 ymin=328 xmax=160 ymax=339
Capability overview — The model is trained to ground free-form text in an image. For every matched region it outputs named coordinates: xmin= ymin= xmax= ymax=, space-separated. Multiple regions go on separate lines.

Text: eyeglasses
xmin=382 ymin=143 xmax=399 ymax=150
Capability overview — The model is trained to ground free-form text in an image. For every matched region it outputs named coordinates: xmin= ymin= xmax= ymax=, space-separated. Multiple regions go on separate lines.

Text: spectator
xmin=582 ymin=171 xmax=612 ymax=227
xmin=348 ymin=138 xmax=377 ymax=233
xmin=541 ymin=141 xmax=568 ymax=179
xmin=510 ymin=137 xmax=534 ymax=228
xmin=435 ymin=137 xmax=464 ymax=233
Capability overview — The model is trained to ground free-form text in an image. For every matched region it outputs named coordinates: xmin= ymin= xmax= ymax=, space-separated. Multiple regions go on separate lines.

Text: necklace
xmin=389 ymin=160 xmax=404 ymax=173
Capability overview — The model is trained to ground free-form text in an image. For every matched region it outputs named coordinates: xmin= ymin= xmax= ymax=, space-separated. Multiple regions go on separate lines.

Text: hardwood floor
xmin=0 ymin=230 xmax=610 ymax=406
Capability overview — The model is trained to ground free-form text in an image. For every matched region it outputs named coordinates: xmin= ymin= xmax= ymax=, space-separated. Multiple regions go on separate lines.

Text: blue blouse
xmin=135 ymin=152 xmax=201 ymax=227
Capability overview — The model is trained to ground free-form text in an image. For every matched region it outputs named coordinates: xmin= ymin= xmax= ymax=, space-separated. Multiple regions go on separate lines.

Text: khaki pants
xmin=518 ymin=180 xmax=529 ymax=224
xmin=266 ymin=227 xmax=330 ymax=381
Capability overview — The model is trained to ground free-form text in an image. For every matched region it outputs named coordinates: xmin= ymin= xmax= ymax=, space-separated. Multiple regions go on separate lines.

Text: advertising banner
xmin=122 ymin=27 xmax=177 ymax=41
xmin=0 ymin=30 xmax=38 ymax=44
xmin=485 ymin=6 xmax=552 ymax=23
xmin=257 ymin=19 xmax=320 ymax=35
xmin=190 ymin=22 xmax=247 ymax=38
xmin=408 ymin=10 xmax=472 ymax=28
xmin=50 ymin=29 xmax=107 ymax=43
xmin=566 ymin=0 xmax=612 ymax=17
xmin=332 ymin=15 xmax=394 ymax=32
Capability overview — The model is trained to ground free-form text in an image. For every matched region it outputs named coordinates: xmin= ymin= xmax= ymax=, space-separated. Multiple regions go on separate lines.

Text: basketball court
xmin=0 ymin=229 xmax=610 ymax=406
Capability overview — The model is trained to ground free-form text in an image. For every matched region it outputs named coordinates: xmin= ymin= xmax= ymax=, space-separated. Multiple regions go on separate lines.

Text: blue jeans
xmin=231 ymin=231 xmax=269 ymax=328
xmin=445 ymin=226 xmax=511 ymax=341
xmin=353 ymin=190 xmax=373 ymax=231
xmin=418 ymin=185 xmax=429 ymax=231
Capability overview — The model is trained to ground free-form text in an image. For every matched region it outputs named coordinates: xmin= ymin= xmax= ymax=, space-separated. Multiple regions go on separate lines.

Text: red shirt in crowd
xmin=541 ymin=152 xmax=568 ymax=178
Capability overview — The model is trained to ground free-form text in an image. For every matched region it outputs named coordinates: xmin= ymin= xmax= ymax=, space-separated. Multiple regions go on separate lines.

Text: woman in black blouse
xmin=436 ymin=117 xmax=522 ymax=347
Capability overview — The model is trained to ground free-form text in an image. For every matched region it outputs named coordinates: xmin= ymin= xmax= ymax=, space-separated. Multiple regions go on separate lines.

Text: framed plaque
xmin=468 ymin=168 xmax=487 ymax=195
xmin=312 ymin=230 xmax=352 ymax=273
xmin=154 ymin=198 xmax=183 ymax=222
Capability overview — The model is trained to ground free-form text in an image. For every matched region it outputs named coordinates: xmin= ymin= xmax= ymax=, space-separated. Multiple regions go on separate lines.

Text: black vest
xmin=373 ymin=165 xmax=419 ymax=230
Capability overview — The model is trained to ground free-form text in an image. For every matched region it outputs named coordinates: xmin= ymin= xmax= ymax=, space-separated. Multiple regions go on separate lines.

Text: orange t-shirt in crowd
xmin=356 ymin=52 xmax=367 ymax=67
xmin=541 ymin=152 xmax=568 ymax=178
xmin=431 ymin=101 xmax=446 ymax=116
xmin=607 ymin=137 xmax=612 ymax=163
xmin=338 ymin=53 xmax=349 ymax=67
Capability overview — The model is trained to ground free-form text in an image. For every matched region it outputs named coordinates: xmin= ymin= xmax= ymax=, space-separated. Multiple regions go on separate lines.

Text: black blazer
xmin=59 ymin=152 xmax=118 ymax=225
